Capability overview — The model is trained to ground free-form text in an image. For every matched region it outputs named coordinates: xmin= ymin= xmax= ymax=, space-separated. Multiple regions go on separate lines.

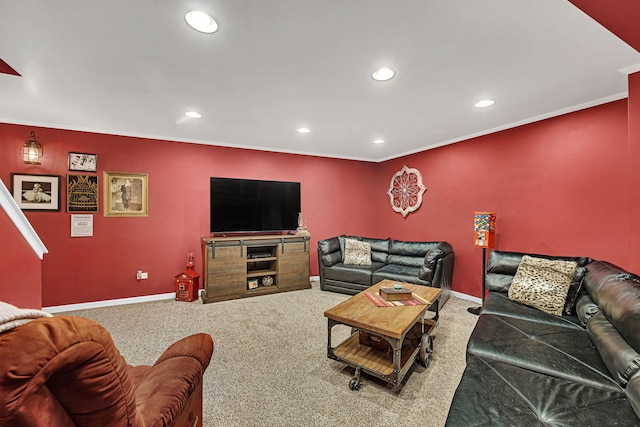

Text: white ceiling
xmin=1 ymin=1 xmax=639 ymax=162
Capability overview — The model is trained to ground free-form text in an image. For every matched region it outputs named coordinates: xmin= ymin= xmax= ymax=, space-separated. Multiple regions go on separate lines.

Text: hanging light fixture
xmin=21 ymin=131 xmax=42 ymax=165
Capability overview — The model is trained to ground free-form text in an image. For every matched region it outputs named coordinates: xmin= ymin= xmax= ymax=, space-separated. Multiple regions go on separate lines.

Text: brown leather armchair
xmin=0 ymin=315 xmax=213 ymax=427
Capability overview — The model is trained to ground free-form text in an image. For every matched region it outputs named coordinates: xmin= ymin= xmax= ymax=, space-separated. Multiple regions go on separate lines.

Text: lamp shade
xmin=474 ymin=212 xmax=496 ymax=248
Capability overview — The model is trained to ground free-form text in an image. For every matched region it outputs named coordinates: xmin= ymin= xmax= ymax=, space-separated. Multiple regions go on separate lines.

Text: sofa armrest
xmin=154 ymin=333 xmax=213 ymax=370
xmin=419 ymin=241 xmax=453 ymax=282
xmin=317 ymin=237 xmax=341 ymax=267
xmin=588 ymin=312 xmax=640 ymax=387
xmin=135 ymin=333 xmax=213 ymax=426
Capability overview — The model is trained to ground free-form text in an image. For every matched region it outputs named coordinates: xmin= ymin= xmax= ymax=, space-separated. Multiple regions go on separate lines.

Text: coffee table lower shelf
xmin=332 ymin=333 xmax=416 ymax=376
xmin=327 ymin=319 xmax=435 ymax=392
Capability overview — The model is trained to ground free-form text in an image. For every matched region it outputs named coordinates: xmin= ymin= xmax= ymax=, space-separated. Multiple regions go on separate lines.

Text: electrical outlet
xmin=136 ymin=271 xmax=148 ymax=280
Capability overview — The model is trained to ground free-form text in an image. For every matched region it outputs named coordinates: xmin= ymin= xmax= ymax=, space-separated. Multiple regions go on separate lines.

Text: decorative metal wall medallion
xmin=387 ymin=165 xmax=426 ymax=217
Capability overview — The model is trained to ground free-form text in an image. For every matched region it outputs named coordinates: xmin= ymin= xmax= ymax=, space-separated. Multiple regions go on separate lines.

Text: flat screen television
xmin=210 ymin=177 xmax=301 ymax=234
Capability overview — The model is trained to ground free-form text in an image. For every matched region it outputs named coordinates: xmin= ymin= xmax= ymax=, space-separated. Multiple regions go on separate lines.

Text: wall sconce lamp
xmin=21 ymin=131 xmax=43 ymax=165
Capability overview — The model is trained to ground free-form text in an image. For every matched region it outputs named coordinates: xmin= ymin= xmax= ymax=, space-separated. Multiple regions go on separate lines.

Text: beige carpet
xmin=62 ymin=282 xmax=479 ymax=427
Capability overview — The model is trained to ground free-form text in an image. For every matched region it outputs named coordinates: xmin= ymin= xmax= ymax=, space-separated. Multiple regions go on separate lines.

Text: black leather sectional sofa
xmin=446 ymin=250 xmax=640 ymax=426
xmin=317 ymin=235 xmax=454 ymax=306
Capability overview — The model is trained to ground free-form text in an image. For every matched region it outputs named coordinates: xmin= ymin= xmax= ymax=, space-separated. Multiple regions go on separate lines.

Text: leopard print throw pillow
xmin=343 ymin=238 xmax=372 ymax=266
xmin=508 ymin=255 xmax=577 ymax=316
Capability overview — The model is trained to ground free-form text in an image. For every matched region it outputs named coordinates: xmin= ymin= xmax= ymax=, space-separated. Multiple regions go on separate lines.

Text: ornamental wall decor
xmin=387 ymin=165 xmax=426 ymax=217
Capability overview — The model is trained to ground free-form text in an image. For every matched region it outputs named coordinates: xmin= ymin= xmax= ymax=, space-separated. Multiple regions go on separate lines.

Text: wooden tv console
xmin=201 ymin=234 xmax=311 ymax=303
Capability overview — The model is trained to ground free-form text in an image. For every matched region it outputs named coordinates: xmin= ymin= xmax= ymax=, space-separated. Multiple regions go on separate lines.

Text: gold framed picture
xmin=103 ymin=172 xmax=148 ymax=217
xmin=67 ymin=174 xmax=99 ymax=212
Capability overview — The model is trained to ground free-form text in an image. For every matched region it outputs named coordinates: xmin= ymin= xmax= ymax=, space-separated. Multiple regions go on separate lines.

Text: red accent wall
xmin=0 ymin=102 xmax=636 ymax=304
xmin=628 ymin=72 xmax=640 ymax=275
xmin=0 ymin=208 xmax=42 ymax=308
xmin=377 ymin=100 xmax=630 ymax=297
xmin=0 ymin=124 xmax=379 ymax=306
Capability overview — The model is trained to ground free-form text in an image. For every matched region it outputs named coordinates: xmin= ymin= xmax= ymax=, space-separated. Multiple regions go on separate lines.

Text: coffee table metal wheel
xmin=349 ymin=367 xmax=362 ymax=391
xmin=419 ymin=334 xmax=434 ymax=368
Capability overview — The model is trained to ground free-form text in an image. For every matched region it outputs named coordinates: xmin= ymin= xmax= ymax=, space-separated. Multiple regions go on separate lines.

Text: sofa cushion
xmin=323 ymin=262 xmax=384 ymax=286
xmin=445 ymin=356 xmax=636 ymax=427
xmin=386 ymin=254 xmax=424 ymax=268
xmin=362 ymin=237 xmax=390 ymax=263
xmin=361 ymin=237 xmax=390 ymax=253
xmin=563 ymin=266 xmax=588 ymax=315
xmin=322 ymin=279 xmax=369 ymax=295
xmin=467 ymin=312 xmax=619 ymax=391
xmin=508 ymin=256 xmax=577 ymax=316
xmin=343 ymin=238 xmax=371 ymax=266
xmin=372 ymin=264 xmax=428 ymax=286
xmin=588 ymin=311 xmax=640 ymax=387
xmin=575 ymin=292 xmax=600 ymax=327
xmin=485 ymin=250 xmax=590 ymax=293
xmin=317 ymin=236 xmax=340 ymax=256
xmin=481 ymin=292 xmax=582 ymax=329
xmin=485 ymin=272 xmax=515 ymax=293
xmin=388 ymin=240 xmax=434 ymax=256
xmin=320 ymin=251 xmax=341 ymax=267
xmin=370 ymin=251 xmax=388 ymax=263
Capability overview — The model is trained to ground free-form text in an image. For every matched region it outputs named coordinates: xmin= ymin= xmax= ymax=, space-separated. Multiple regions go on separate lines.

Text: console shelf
xmin=246 ymin=269 xmax=277 ymax=278
xmin=201 ymin=234 xmax=311 ymax=303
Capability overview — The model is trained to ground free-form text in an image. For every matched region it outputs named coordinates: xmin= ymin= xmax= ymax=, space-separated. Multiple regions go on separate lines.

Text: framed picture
xmin=68 ymin=152 xmax=97 ymax=172
xmin=67 ymin=174 xmax=99 ymax=212
xmin=10 ymin=173 xmax=61 ymax=211
xmin=104 ymin=172 xmax=148 ymax=217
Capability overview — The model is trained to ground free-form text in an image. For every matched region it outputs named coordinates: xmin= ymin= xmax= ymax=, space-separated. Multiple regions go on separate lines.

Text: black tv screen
xmin=210 ymin=177 xmax=301 ymax=234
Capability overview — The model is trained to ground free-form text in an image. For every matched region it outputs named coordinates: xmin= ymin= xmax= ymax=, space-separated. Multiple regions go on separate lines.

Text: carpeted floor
xmin=62 ymin=281 xmax=479 ymax=427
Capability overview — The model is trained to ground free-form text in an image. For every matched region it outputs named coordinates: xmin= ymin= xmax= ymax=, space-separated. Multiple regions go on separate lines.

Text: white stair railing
xmin=0 ymin=178 xmax=48 ymax=259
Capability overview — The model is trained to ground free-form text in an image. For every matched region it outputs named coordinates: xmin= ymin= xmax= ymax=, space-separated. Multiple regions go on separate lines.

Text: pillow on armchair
xmin=508 ymin=255 xmax=577 ymax=316
xmin=343 ymin=238 xmax=372 ymax=266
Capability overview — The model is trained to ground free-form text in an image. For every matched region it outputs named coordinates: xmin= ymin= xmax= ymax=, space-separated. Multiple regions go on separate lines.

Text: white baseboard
xmin=44 ymin=280 xmax=481 ymax=313
xmin=43 ymin=292 xmax=177 ymax=314
xmin=451 ymin=291 xmax=481 ymax=305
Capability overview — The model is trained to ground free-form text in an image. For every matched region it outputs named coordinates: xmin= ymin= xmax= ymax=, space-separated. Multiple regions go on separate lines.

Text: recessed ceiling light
xmin=474 ymin=99 xmax=495 ymax=108
xmin=185 ymin=111 xmax=202 ymax=119
xmin=185 ymin=11 xmax=218 ymax=33
xmin=373 ymin=139 xmax=385 ymax=144
xmin=297 ymin=127 xmax=310 ymax=133
xmin=372 ymin=68 xmax=395 ymax=81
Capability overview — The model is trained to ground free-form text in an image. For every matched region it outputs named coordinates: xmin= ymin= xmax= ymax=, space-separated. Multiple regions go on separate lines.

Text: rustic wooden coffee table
xmin=324 ymin=280 xmax=441 ymax=391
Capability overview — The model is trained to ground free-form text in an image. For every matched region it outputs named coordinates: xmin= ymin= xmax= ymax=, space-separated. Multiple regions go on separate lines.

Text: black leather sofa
xmin=445 ymin=250 xmax=640 ymax=426
xmin=317 ymin=236 xmax=454 ymax=306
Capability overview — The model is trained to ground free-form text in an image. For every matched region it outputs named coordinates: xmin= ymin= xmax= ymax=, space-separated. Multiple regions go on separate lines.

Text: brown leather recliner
xmin=0 ymin=315 xmax=213 ymax=427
